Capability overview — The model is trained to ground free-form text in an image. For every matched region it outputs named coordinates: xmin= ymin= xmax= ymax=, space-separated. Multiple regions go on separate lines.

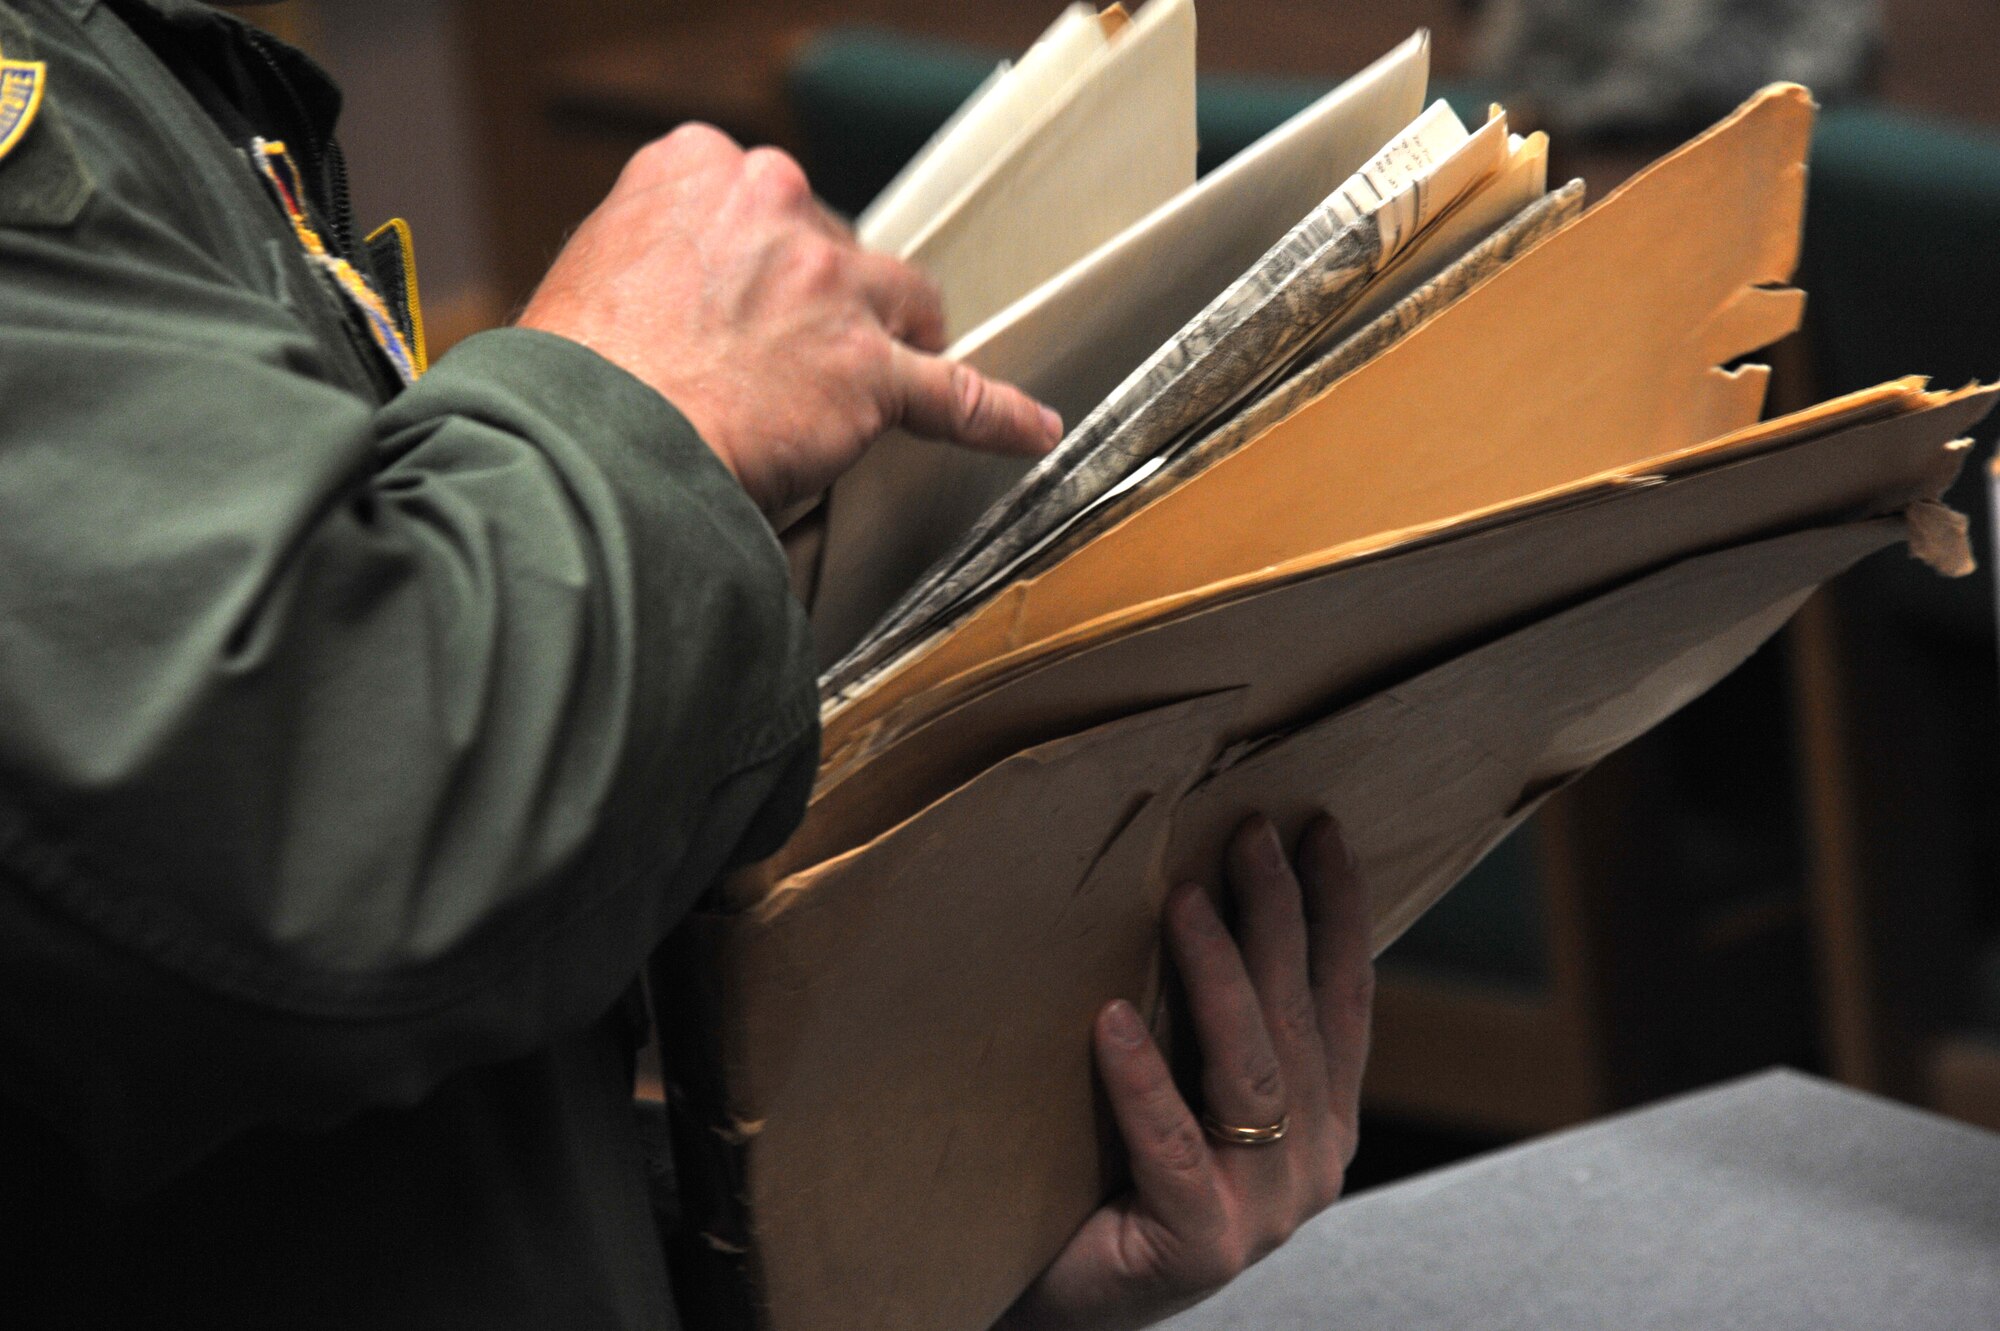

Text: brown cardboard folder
xmin=658 ymin=79 xmax=1996 ymax=1331
xmin=664 ymin=397 xmax=1985 ymax=1331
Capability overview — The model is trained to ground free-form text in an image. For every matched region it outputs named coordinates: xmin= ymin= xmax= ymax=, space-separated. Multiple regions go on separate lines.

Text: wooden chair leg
xmin=1788 ymin=591 xmax=1891 ymax=1091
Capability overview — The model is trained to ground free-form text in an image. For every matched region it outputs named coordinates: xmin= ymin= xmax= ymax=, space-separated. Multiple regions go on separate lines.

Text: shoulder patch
xmin=0 ymin=20 xmax=91 ymax=229
xmin=0 ymin=57 xmax=47 ymax=164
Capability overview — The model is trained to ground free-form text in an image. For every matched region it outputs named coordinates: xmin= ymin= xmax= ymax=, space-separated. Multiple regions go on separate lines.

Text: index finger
xmin=891 ymin=344 xmax=1063 ymax=457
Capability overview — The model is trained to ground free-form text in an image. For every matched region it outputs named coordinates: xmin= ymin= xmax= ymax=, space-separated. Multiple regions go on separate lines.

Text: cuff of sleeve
xmin=396 ymin=325 xmax=818 ymax=785
xmin=414 ymin=327 xmax=751 ymax=542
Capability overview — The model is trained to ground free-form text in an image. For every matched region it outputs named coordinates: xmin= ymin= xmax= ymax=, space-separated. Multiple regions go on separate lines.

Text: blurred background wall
xmin=220 ymin=0 xmax=2000 ymax=1178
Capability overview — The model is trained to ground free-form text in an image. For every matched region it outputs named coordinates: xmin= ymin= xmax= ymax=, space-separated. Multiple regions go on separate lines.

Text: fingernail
xmin=1104 ymin=1000 xmax=1147 ymax=1049
xmin=1039 ymin=404 xmax=1064 ymax=444
xmin=1315 ymin=813 xmax=1358 ymax=877
xmin=1178 ymin=885 xmax=1226 ymax=938
xmin=1257 ymin=819 xmax=1287 ymax=877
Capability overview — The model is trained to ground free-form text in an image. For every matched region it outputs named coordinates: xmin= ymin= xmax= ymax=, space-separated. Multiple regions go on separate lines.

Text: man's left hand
xmin=995 ymin=815 xmax=1375 ymax=1331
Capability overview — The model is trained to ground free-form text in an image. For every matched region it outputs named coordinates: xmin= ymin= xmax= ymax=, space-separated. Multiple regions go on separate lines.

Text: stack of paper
xmin=657 ymin=8 xmax=1995 ymax=1331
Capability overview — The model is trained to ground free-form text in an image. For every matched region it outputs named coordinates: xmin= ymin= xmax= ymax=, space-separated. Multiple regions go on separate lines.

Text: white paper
xmin=856 ymin=4 xmax=1108 ymax=256
xmin=895 ymin=0 xmax=1200 ymax=340
xmin=1326 ymin=129 xmax=1548 ymax=340
xmin=811 ymin=29 xmax=1431 ymax=664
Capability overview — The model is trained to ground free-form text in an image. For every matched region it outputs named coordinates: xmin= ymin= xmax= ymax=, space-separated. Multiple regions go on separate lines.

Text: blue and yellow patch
xmin=0 ymin=57 xmax=47 ymax=165
xmin=250 ymin=138 xmax=422 ymax=385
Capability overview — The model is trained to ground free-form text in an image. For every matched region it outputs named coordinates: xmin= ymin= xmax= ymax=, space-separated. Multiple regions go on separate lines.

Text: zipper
xmin=227 ymin=18 xmax=417 ymax=388
xmin=322 ymin=135 xmax=357 ymax=261
xmin=238 ymin=25 xmax=357 ymax=260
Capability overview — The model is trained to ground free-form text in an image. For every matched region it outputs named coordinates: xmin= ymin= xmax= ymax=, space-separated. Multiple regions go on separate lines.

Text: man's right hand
xmin=517 ymin=124 xmax=1063 ymax=514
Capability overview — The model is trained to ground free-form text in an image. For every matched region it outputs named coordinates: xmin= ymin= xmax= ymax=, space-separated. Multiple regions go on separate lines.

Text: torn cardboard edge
xmin=810 ymin=382 xmax=1988 ymax=811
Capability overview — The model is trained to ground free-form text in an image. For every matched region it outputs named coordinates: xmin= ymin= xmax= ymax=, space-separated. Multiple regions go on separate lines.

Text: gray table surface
xmin=1161 ymin=1069 xmax=2000 ymax=1330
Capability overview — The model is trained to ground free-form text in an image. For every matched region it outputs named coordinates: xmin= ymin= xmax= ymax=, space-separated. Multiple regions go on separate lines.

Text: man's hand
xmin=997 ymin=815 xmax=1375 ymax=1331
xmin=518 ymin=125 xmax=1063 ymax=513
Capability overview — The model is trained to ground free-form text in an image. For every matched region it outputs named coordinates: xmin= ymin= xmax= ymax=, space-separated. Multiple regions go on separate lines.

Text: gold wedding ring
xmin=1200 ymin=1111 xmax=1291 ymax=1146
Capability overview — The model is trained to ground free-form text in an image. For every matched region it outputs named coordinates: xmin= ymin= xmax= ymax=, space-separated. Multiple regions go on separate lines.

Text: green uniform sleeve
xmin=0 ymin=110 xmax=818 ymax=1191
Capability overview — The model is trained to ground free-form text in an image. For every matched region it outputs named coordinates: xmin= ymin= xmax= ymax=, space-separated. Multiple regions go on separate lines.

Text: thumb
xmin=891 ymin=344 xmax=1063 ymax=457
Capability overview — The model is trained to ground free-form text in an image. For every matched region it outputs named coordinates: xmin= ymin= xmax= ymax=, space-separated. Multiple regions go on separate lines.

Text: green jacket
xmin=0 ymin=1 xmax=818 ymax=1326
